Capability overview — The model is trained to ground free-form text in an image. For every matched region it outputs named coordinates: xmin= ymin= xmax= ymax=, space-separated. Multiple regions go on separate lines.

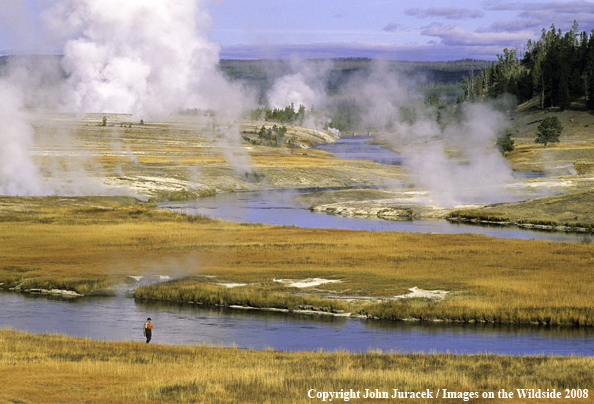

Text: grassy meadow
xmin=1 ymin=329 xmax=592 ymax=404
xmin=1 ymin=105 xmax=594 ymax=402
xmin=446 ymin=189 xmax=594 ymax=232
xmin=1 ymin=196 xmax=593 ymax=326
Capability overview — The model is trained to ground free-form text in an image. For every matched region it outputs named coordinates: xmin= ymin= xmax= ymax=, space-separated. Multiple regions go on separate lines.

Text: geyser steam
xmin=266 ymin=59 xmax=332 ymax=114
xmin=45 ymin=0 xmax=246 ymax=117
xmin=317 ymin=61 xmax=516 ymax=208
xmin=398 ymin=102 xmax=514 ymax=207
xmin=0 ymin=78 xmax=46 ymax=195
xmin=2 ymin=3 xmax=517 ymax=206
xmin=1 ymin=0 xmax=254 ymax=196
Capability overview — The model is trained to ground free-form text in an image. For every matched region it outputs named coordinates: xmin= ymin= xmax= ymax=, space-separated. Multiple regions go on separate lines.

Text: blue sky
xmin=207 ymin=0 xmax=594 ymax=60
xmin=2 ymin=0 xmax=594 ymax=61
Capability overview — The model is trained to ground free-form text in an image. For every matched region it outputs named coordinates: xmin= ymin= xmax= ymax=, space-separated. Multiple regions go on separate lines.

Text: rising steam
xmin=3 ymin=2 xmax=516 ymax=207
xmin=0 ymin=0 xmax=253 ymax=196
xmin=44 ymin=0 xmax=248 ymax=117
xmin=266 ymin=59 xmax=516 ymax=207
xmin=397 ymin=102 xmax=514 ymax=207
xmin=266 ymin=59 xmax=332 ymax=114
xmin=0 ymin=77 xmax=46 ymax=195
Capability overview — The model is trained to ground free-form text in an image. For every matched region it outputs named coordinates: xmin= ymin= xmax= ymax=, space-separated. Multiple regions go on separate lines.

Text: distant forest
xmin=220 ymin=58 xmax=493 ymax=85
xmin=461 ymin=21 xmax=594 ymax=110
xmin=219 ymin=58 xmax=491 ymax=101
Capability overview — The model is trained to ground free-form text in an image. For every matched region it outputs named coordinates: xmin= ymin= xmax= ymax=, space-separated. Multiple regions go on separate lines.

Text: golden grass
xmin=0 ymin=329 xmax=592 ymax=404
xmin=25 ymin=113 xmax=409 ymax=204
xmin=448 ymin=190 xmax=594 ymax=228
xmin=134 ymin=280 xmax=349 ymax=313
xmin=1 ymin=196 xmax=593 ymax=326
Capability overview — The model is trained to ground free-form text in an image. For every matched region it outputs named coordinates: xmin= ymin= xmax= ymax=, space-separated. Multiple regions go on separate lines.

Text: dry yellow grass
xmin=448 ymin=189 xmax=594 ymax=229
xmin=0 ymin=329 xmax=592 ymax=404
xmin=506 ymin=98 xmax=594 ymax=175
xmin=1 ymin=196 xmax=593 ymax=325
xmin=28 ymin=113 xmax=407 ymax=200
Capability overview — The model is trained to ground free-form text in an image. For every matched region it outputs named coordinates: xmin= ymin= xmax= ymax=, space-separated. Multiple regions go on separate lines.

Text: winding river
xmin=162 ymin=135 xmax=584 ymax=242
xmin=2 ymin=293 xmax=593 ymax=355
xmin=160 ymin=190 xmax=584 ymax=242
xmin=1 ymin=135 xmax=592 ymax=354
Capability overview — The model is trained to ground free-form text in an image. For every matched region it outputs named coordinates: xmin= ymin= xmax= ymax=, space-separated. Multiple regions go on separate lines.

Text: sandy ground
xmin=273 ymin=278 xmax=342 ymax=288
xmin=392 ymin=287 xmax=449 ymax=300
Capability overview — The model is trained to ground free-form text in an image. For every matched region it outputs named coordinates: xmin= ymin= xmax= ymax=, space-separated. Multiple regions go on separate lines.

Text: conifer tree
xmin=535 ymin=116 xmax=563 ymax=148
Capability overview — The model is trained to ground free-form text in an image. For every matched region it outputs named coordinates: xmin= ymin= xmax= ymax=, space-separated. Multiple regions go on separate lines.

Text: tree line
xmin=461 ymin=21 xmax=594 ymax=111
xmin=250 ymin=102 xmax=308 ymax=126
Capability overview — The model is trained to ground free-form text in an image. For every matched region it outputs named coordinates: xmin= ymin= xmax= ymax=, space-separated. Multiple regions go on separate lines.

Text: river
xmin=1 ymin=135 xmax=591 ymax=354
xmin=315 ymin=135 xmax=404 ymax=165
xmin=2 ymin=292 xmax=592 ymax=355
xmin=160 ymin=190 xmax=584 ymax=242
xmin=161 ymin=135 xmax=584 ymax=242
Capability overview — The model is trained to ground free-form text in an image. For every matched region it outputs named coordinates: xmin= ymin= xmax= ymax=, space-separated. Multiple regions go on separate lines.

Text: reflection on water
xmin=1 ymin=292 xmax=592 ymax=355
xmin=315 ymin=136 xmax=403 ymax=165
xmin=161 ymin=190 xmax=583 ymax=242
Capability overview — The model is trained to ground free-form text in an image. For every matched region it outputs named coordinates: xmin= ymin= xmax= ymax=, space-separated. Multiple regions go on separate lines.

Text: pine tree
xmin=496 ymin=128 xmax=515 ymax=154
xmin=535 ymin=116 xmax=563 ymax=148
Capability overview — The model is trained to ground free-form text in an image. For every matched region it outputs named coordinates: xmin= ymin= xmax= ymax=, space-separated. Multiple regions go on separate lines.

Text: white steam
xmin=304 ymin=61 xmax=515 ymax=208
xmin=267 ymin=59 xmax=331 ymax=112
xmin=0 ymin=78 xmax=47 ymax=195
xmin=268 ymin=73 xmax=321 ymax=112
xmin=43 ymin=0 xmax=247 ymax=117
xmin=1 ymin=2 xmax=519 ymax=207
xmin=398 ymin=103 xmax=513 ymax=207
xmin=1 ymin=0 xmax=255 ymax=196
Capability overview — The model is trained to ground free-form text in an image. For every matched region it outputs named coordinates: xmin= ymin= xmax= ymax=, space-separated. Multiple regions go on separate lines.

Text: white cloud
xmin=485 ymin=1 xmax=594 ymax=13
xmin=421 ymin=23 xmax=535 ymax=47
xmin=220 ymin=41 xmax=503 ymax=61
xmin=482 ymin=1 xmax=594 ymax=33
xmin=405 ymin=7 xmax=484 ymax=20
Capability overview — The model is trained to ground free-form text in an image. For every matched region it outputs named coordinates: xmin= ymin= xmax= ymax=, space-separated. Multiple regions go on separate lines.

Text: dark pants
xmin=145 ymin=329 xmax=152 ymax=343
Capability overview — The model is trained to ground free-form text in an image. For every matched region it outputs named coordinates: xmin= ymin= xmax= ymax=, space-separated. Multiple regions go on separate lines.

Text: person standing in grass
xmin=143 ymin=318 xmax=153 ymax=343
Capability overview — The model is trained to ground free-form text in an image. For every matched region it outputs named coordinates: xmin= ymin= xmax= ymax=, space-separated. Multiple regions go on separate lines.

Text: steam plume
xmin=0 ymin=77 xmax=47 ymax=195
xmin=1 ymin=0 xmax=255 ymax=196
xmin=267 ymin=59 xmax=332 ymax=113
xmin=42 ymin=0 xmax=248 ymax=117
xmin=292 ymin=60 xmax=516 ymax=207
xmin=398 ymin=103 xmax=513 ymax=207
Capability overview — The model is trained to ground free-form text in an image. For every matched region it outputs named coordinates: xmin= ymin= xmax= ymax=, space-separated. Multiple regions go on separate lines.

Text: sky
xmin=207 ymin=0 xmax=594 ymax=60
xmin=1 ymin=0 xmax=594 ymax=61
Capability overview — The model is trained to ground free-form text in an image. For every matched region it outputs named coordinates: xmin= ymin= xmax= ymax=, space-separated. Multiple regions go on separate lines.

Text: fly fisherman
xmin=143 ymin=318 xmax=153 ymax=343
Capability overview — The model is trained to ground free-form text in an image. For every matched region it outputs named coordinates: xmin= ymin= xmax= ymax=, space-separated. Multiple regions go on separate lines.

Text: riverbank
xmin=298 ymin=185 xmax=594 ymax=235
xmin=1 ymin=329 xmax=592 ymax=404
xmin=1 ymin=196 xmax=593 ymax=327
xmin=445 ymin=189 xmax=594 ymax=234
xmin=132 ymin=280 xmax=593 ymax=327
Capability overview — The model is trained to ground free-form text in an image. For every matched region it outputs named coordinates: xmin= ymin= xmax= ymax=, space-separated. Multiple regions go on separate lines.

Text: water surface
xmin=4 ymin=135 xmax=590 ymax=354
xmin=161 ymin=190 xmax=584 ymax=242
xmin=2 ymin=293 xmax=592 ymax=355
xmin=315 ymin=135 xmax=403 ymax=165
